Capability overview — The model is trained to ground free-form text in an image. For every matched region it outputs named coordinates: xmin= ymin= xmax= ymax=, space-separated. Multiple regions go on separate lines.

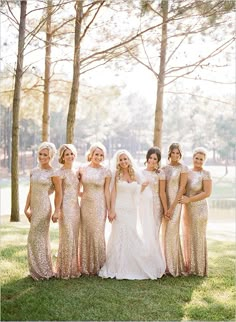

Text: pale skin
xmin=78 ymin=147 xmax=111 ymax=220
xmin=179 ymin=152 xmax=212 ymax=204
xmin=24 ymin=148 xmax=57 ymax=223
xmin=165 ymin=148 xmax=188 ymax=220
xmin=141 ymin=153 xmax=168 ymax=214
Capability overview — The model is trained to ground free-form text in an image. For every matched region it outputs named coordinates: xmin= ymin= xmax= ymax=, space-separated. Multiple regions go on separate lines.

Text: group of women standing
xmin=24 ymin=141 xmax=212 ymax=281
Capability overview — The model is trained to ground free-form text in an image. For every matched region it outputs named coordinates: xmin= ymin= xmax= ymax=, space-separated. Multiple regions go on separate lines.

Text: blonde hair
xmin=193 ymin=147 xmax=208 ymax=161
xmin=115 ymin=150 xmax=136 ymax=182
xmin=58 ymin=144 xmax=77 ymax=164
xmin=168 ymin=142 xmax=183 ymax=160
xmin=38 ymin=142 xmax=56 ymax=160
xmin=86 ymin=142 xmax=106 ymax=162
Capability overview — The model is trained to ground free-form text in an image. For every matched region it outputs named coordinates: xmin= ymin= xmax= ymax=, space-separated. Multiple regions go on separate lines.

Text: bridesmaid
xmin=78 ymin=142 xmax=111 ymax=275
xmin=52 ymin=144 xmax=80 ymax=279
xmin=24 ymin=142 xmax=58 ymax=280
xmin=162 ymin=143 xmax=188 ymax=276
xmin=139 ymin=147 xmax=167 ymax=277
xmin=180 ymin=147 xmax=212 ymax=276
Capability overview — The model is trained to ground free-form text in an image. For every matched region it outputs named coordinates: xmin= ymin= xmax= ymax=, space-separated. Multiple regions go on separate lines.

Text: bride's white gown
xmin=99 ymin=180 xmax=165 ymax=280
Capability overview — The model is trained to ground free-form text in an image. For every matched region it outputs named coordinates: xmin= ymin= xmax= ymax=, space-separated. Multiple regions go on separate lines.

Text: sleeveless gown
xmin=99 ymin=180 xmax=165 ymax=279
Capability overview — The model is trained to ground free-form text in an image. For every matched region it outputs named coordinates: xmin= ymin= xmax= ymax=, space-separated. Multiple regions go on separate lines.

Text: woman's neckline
xmin=39 ymin=166 xmax=52 ymax=171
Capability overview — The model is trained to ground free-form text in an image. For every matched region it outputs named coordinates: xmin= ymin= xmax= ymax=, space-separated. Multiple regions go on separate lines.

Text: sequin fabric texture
xmin=55 ymin=168 xmax=80 ymax=279
xmin=142 ymin=169 xmax=165 ymax=231
xmin=27 ymin=167 xmax=54 ymax=280
xmin=162 ymin=164 xmax=188 ymax=276
xmin=185 ymin=169 xmax=211 ymax=276
xmin=79 ymin=165 xmax=111 ymax=275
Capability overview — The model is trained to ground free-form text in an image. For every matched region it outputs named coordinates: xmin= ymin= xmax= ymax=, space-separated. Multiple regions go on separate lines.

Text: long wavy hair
xmin=144 ymin=146 xmax=161 ymax=173
xmin=111 ymin=149 xmax=137 ymax=183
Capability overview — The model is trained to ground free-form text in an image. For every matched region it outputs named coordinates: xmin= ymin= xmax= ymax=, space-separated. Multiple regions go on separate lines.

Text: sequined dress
xmin=55 ymin=168 xmax=80 ymax=279
xmin=27 ymin=167 xmax=54 ymax=280
xmin=162 ymin=164 xmax=188 ymax=276
xmin=185 ymin=169 xmax=211 ymax=276
xmin=79 ymin=165 xmax=111 ymax=275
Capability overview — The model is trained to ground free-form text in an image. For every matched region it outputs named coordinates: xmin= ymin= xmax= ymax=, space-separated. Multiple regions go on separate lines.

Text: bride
xmin=99 ymin=149 xmax=166 ymax=280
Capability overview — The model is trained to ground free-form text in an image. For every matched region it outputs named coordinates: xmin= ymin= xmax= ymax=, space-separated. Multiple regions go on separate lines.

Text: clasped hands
xmin=52 ymin=209 xmax=61 ymax=223
xmin=108 ymin=210 xmax=116 ymax=223
xmin=178 ymin=196 xmax=190 ymax=204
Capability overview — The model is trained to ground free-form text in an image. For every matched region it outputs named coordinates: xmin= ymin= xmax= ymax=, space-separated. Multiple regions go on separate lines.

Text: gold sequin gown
xmin=27 ymin=167 xmax=54 ymax=280
xmin=162 ymin=164 xmax=188 ymax=276
xmin=55 ymin=168 xmax=80 ymax=279
xmin=79 ymin=165 xmax=111 ymax=275
xmin=184 ymin=169 xmax=211 ymax=276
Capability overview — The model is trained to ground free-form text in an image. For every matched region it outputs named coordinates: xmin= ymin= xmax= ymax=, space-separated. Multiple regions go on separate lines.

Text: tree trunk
xmin=11 ymin=0 xmax=27 ymax=222
xmin=153 ymin=0 xmax=168 ymax=148
xmin=66 ymin=0 xmax=83 ymax=143
xmin=42 ymin=0 xmax=52 ymax=141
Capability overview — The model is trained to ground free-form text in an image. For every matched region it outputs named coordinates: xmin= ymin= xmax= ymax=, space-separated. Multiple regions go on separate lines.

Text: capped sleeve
xmin=105 ymin=167 xmax=112 ymax=178
xmin=52 ymin=168 xmax=64 ymax=179
xmin=158 ymin=169 xmax=166 ymax=180
xmin=181 ymin=164 xmax=189 ymax=173
xmin=203 ymin=170 xmax=211 ymax=180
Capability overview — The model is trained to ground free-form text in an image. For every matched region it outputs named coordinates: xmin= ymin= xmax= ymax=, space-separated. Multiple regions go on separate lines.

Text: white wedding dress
xmin=99 ymin=179 xmax=165 ymax=280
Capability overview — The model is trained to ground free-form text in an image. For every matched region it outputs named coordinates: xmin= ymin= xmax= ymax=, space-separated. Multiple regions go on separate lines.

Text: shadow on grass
xmin=1 ymin=239 xmax=234 ymax=321
xmin=2 ymin=273 xmax=205 ymax=321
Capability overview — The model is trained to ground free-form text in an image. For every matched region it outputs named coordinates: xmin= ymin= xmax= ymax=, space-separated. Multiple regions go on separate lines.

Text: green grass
xmin=1 ymin=214 xmax=235 ymax=321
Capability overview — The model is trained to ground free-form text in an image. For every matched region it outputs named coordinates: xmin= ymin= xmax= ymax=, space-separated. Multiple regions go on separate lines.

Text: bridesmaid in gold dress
xmin=162 ymin=143 xmax=188 ymax=276
xmin=180 ymin=147 xmax=212 ymax=276
xmin=52 ymin=144 xmax=80 ymax=279
xmin=78 ymin=142 xmax=111 ymax=275
xmin=24 ymin=142 xmax=58 ymax=280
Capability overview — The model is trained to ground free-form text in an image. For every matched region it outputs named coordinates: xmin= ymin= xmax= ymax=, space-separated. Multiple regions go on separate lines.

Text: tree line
xmin=0 ymin=0 xmax=235 ymax=221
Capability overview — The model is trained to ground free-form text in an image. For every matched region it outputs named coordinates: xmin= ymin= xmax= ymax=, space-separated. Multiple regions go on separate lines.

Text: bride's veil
xmin=109 ymin=149 xmax=143 ymax=191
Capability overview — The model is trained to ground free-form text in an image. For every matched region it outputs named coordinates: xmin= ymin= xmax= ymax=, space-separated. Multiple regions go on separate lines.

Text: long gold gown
xmin=162 ymin=164 xmax=188 ymax=276
xmin=55 ymin=168 xmax=80 ymax=279
xmin=184 ymin=169 xmax=211 ymax=276
xmin=27 ymin=167 xmax=54 ymax=280
xmin=79 ymin=165 xmax=111 ymax=275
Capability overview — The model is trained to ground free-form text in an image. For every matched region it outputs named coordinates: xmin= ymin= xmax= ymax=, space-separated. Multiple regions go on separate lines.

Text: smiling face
xmin=118 ymin=153 xmax=130 ymax=169
xmin=38 ymin=148 xmax=50 ymax=166
xmin=147 ymin=153 xmax=158 ymax=170
xmin=193 ymin=152 xmax=205 ymax=170
xmin=91 ymin=148 xmax=104 ymax=166
xmin=170 ymin=148 xmax=181 ymax=163
xmin=63 ymin=148 xmax=75 ymax=164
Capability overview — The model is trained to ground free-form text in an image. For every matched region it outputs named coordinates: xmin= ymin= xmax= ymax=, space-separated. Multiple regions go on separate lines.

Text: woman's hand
xmin=179 ymin=196 xmax=190 ymax=204
xmin=141 ymin=181 xmax=149 ymax=192
xmin=108 ymin=210 xmax=116 ymax=223
xmin=52 ymin=210 xmax=61 ymax=223
xmin=165 ymin=207 xmax=174 ymax=220
xmin=25 ymin=209 xmax=32 ymax=223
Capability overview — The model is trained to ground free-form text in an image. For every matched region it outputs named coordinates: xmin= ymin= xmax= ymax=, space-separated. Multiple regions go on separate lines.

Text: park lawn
xmin=1 ymin=215 xmax=235 ymax=321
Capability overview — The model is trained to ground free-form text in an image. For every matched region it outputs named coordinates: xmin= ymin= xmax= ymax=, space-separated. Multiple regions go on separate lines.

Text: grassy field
xmin=1 ymin=210 xmax=235 ymax=321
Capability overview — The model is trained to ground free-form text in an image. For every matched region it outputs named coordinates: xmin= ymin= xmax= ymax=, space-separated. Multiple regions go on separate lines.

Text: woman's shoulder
xmin=101 ymin=165 xmax=112 ymax=177
xmin=202 ymin=169 xmax=211 ymax=180
xmin=180 ymin=163 xmax=189 ymax=172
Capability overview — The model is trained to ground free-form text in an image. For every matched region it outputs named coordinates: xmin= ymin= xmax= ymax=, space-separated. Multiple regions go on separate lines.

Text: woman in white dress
xmin=99 ymin=149 xmax=165 ymax=280
xmin=139 ymin=146 xmax=166 ymax=277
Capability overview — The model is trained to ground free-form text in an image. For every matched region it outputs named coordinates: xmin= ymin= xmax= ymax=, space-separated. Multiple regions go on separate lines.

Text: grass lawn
xmin=1 ymin=211 xmax=235 ymax=321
